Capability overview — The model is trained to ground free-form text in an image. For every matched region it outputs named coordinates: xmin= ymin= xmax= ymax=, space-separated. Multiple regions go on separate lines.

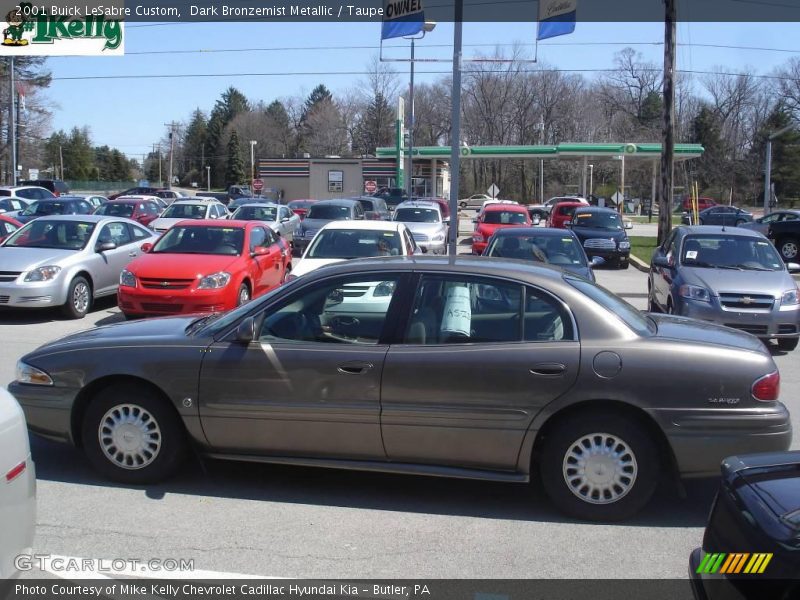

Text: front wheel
xmin=237 ymin=282 xmax=251 ymax=306
xmin=778 ymin=337 xmax=799 ymax=352
xmin=61 ymin=276 xmax=91 ymax=319
xmin=735 ymin=219 xmax=746 ymax=226
xmin=778 ymin=237 xmax=799 ymax=261
xmin=459 ymin=202 xmax=467 ymax=209
xmin=81 ymin=384 xmax=187 ymax=484
xmin=539 ymin=413 xmax=659 ymax=521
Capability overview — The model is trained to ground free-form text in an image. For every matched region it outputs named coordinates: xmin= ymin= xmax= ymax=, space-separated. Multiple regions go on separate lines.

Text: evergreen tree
xmin=183 ymin=108 xmax=208 ymax=173
xmin=63 ymin=127 xmax=94 ymax=181
xmin=206 ymin=87 xmax=250 ymax=187
xmin=264 ymin=100 xmax=293 ymax=156
xmin=298 ymin=84 xmax=334 ymax=151
xmin=691 ymin=105 xmax=726 ymax=192
xmin=753 ymin=106 xmax=800 ymax=201
xmin=225 ymin=130 xmax=246 ymax=186
xmin=356 ymin=92 xmax=395 ymax=156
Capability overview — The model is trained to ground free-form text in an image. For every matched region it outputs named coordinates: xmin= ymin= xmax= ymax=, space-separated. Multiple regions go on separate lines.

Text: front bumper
xmin=656 ymin=403 xmax=792 ymax=478
xmin=418 ymin=240 xmax=446 ymax=255
xmin=0 ymin=279 xmax=67 ymax=309
xmin=8 ymin=381 xmax=78 ymax=444
xmin=118 ymin=286 xmax=234 ymax=316
xmin=582 ymin=247 xmax=630 ymax=264
xmin=677 ymin=298 xmax=800 ymax=339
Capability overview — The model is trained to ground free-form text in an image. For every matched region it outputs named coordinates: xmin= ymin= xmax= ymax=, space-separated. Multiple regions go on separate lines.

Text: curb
xmin=629 ymin=255 xmax=650 ymax=273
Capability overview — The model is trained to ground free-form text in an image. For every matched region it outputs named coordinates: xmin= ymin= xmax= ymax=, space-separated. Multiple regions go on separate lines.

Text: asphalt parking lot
xmin=5 ymin=243 xmax=798 ymax=580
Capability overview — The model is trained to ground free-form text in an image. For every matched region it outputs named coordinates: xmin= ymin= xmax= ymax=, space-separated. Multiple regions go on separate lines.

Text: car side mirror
xmin=787 ymin=262 xmax=800 ymax=273
xmin=97 ymin=241 xmax=117 ymax=252
xmin=589 ymin=256 xmax=605 ymax=268
xmin=236 ymin=316 xmax=257 ymax=344
xmin=281 ymin=217 xmax=290 ymax=222
xmin=653 ymin=255 xmax=673 ymax=268
xmin=251 ymin=246 xmax=269 ymax=257
xmin=624 ymin=221 xmax=634 ymax=230
xmin=141 ymin=242 xmax=153 ymax=252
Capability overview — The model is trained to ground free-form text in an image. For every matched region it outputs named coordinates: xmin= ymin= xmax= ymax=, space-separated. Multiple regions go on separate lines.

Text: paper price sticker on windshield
xmin=686 ymin=250 xmax=698 ymax=259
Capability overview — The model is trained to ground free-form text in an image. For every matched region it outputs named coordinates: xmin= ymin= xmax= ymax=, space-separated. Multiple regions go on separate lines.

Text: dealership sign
xmin=0 ymin=3 xmax=124 ymax=55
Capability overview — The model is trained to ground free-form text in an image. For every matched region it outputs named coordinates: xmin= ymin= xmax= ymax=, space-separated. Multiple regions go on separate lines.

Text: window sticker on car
xmin=562 ymin=238 xmax=572 ymax=242
xmin=686 ymin=250 xmax=698 ymax=259
xmin=440 ymin=285 xmax=471 ymax=338
xmin=576 ymin=213 xmax=591 ymax=219
xmin=757 ymin=241 xmax=769 ymax=246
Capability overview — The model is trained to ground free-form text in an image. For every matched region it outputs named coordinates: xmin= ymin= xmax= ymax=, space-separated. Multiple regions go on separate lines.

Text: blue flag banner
xmin=537 ymin=0 xmax=577 ymax=40
xmin=382 ymin=0 xmax=425 ymax=40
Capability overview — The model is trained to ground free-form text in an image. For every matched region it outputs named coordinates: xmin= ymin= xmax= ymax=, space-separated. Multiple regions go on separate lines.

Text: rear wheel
xmin=61 ymin=276 xmax=91 ymax=319
xmin=81 ymin=384 xmax=187 ymax=484
xmin=459 ymin=201 xmax=467 ymax=209
xmin=539 ymin=413 xmax=659 ymax=521
xmin=778 ymin=337 xmax=799 ymax=351
xmin=778 ymin=237 xmax=799 ymax=261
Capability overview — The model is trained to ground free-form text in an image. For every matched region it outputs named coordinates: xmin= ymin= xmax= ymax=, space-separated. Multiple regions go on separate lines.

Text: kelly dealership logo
xmin=0 ymin=3 xmax=123 ymax=55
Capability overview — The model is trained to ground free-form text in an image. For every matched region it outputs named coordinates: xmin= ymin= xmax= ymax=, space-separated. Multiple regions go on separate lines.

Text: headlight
xmin=197 ymin=272 xmax=231 ymax=289
xmin=432 ymin=234 xmax=445 ymax=242
xmin=374 ymin=281 xmax=396 ymax=297
xmin=16 ymin=361 xmax=53 ymax=386
xmin=119 ymin=270 xmax=137 ymax=288
xmin=23 ymin=265 xmax=61 ymax=282
xmin=780 ymin=288 xmax=800 ymax=306
xmin=618 ymin=240 xmax=631 ymax=250
xmin=679 ymin=284 xmax=711 ymax=302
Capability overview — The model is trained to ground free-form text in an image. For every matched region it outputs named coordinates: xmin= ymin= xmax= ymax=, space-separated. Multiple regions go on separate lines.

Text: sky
xmin=41 ymin=18 xmax=800 ymax=162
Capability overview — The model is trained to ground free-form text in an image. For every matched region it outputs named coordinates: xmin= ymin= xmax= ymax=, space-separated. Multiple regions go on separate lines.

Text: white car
xmin=148 ymin=199 xmax=229 ymax=234
xmin=0 ymin=387 xmax=35 ymax=579
xmin=459 ymin=194 xmax=493 ymax=209
xmin=392 ymin=200 xmax=448 ymax=254
xmin=291 ymin=220 xmax=418 ymax=278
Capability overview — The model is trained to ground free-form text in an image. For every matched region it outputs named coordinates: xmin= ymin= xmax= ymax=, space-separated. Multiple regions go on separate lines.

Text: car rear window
xmin=566 ymin=276 xmax=655 ymax=336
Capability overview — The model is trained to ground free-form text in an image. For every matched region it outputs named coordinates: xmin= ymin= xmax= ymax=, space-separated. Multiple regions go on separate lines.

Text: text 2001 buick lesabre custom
xmin=10 ymin=256 xmax=792 ymax=521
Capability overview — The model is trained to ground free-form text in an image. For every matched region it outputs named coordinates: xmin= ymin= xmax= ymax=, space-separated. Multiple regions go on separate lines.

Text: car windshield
xmin=20 ymin=201 xmax=68 ymax=216
xmin=160 ymin=204 xmax=208 ymax=219
xmin=483 ymin=211 xmax=527 ymax=225
xmin=289 ymin=201 xmax=314 ymax=209
xmin=233 ymin=206 xmax=277 ymax=221
xmin=572 ymin=211 xmax=622 ymax=230
xmin=395 ymin=208 xmax=439 ymax=223
xmin=96 ymin=203 xmax=135 ymax=218
xmin=307 ymin=205 xmax=352 ymax=220
xmin=4 ymin=219 xmax=96 ymax=250
xmin=152 ymin=226 xmax=245 ymax=255
xmin=358 ymin=199 xmax=375 ymax=211
xmin=307 ymin=229 xmax=403 ymax=259
xmin=680 ymin=234 xmax=785 ymax=271
xmin=567 ymin=276 xmax=656 ymax=336
xmin=487 ymin=234 xmax=587 ymax=266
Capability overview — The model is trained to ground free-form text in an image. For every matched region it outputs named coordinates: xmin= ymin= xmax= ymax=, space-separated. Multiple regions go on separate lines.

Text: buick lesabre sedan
xmin=10 ymin=257 xmax=792 ymax=521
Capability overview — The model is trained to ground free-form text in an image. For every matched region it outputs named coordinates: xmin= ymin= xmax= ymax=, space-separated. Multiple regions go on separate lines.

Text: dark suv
xmin=21 ymin=179 xmax=69 ymax=196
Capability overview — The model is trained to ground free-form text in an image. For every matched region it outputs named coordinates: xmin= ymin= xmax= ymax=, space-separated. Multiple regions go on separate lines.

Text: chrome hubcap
xmin=239 ymin=287 xmax=250 ymax=305
xmin=98 ymin=404 xmax=161 ymax=470
xmin=563 ymin=433 xmax=637 ymax=505
xmin=782 ymin=242 xmax=798 ymax=259
xmin=73 ymin=282 xmax=89 ymax=313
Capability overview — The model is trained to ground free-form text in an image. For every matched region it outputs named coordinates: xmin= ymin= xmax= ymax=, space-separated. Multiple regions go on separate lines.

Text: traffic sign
xmin=252 ymin=178 xmax=263 ymax=191
xmin=364 ymin=180 xmax=378 ymax=194
xmin=488 ymin=183 xmax=500 ymax=199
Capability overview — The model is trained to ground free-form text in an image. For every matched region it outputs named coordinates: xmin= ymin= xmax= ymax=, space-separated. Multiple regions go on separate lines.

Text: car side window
xmin=130 ymin=225 xmax=151 ymax=241
xmin=250 ymin=226 xmax=266 ymax=251
xmin=524 ymin=286 xmax=574 ymax=342
xmin=404 ymin=275 xmax=523 ymax=345
xmin=259 ymin=275 xmax=400 ymax=345
xmin=76 ymin=201 xmax=93 ymax=215
xmin=662 ymin=229 xmax=677 ymax=253
xmin=98 ymin=222 xmax=132 ymax=246
xmin=263 ymin=227 xmax=278 ymax=246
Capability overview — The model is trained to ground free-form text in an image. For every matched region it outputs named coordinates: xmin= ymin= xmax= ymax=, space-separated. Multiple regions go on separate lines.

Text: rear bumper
xmin=656 ymin=404 xmax=792 ymax=478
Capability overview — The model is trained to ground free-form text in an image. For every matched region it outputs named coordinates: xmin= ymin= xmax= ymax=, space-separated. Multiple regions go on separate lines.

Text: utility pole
xmin=164 ymin=121 xmax=178 ymax=189
xmin=206 ymin=166 xmax=211 ymax=191
xmin=763 ymin=124 xmax=793 ymax=216
xmin=9 ymin=57 xmax=17 ymax=186
xmin=658 ymin=0 xmax=676 ymax=245
xmin=447 ymin=0 xmax=463 ymax=256
xmin=59 ymin=145 xmax=64 ymax=180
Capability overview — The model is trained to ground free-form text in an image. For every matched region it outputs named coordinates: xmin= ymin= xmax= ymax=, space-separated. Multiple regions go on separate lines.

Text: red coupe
xmin=547 ymin=201 xmax=587 ymax=229
xmin=471 ymin=203 xmax=531 ymax=254
xmin=118 ymin=220 xmax=290 ymax=317
xmin=94 ymin=197 xmax=162 ymax=227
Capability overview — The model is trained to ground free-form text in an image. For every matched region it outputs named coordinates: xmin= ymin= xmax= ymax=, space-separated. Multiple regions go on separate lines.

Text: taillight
xmin=752 ymin=371 xmax=780 ymax=402
xmin=5 ymin=460 xmax=26 ymax=483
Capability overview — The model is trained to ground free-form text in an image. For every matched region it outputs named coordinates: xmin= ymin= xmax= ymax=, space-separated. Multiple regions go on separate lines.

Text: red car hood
xmin=128 ymin=252 xmax=242 ymax=279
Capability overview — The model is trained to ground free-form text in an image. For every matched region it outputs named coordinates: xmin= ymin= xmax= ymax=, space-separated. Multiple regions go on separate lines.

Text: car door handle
xmin=337 ymin=362 xmax=374 ymax=375
xmin=128 ymin=252 xmax=137 ymax=257
xmin=530 ymin=363 xmax=566 ymax=376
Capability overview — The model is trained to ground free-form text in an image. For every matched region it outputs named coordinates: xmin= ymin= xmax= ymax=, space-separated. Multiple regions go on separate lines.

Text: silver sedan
xmin=0 ymin=215 xmax=159 ymax=318
xmin=229 ymin=203 xmax=300 ymax=245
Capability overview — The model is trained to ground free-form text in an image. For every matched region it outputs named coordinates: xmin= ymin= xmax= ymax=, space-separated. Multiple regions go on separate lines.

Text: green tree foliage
xmin=355 ymin=92 xmax=395 ymax=156
xmin=183 ymin=108 xmax=208 ymax=173
xmin=298 ymin=84 xmax=333 ymax=151
xmin=752 ymin=106 xmax=800 ymax=201
xmin=206 ymin=87 xmax=250 ymax=186
xmin=264 ymin=100 xmax=294 ymax=156
xmin=225 ymin=130 xmax=246 ymax=186
xmin=691 ymin=105 xmax=726 ymax=191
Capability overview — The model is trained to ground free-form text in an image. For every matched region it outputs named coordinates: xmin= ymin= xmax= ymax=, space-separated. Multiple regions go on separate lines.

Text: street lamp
xmin=249 ymin=140 xmax=257 ymax=184
xmin=404 ymin=20 xmax=436 ymax=199
xmin=206 ymin=166 xmax=211 ymax=191
xmin=764 ymin=124 xmax=793 ymax=216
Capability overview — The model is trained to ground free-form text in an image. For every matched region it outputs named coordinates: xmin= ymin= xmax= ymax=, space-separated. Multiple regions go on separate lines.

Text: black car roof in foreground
xmin=574 ymin=206 xmax=619 ymax=215
xmin=491 ymin=227 xmax=575 ymax=238
xmin=678 ymin=225 xmax=763 ymax=238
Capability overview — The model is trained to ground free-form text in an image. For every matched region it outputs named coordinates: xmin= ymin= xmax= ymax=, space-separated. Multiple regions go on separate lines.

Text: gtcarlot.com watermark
xmin=15 ymin=554 xmax=195 ymax=574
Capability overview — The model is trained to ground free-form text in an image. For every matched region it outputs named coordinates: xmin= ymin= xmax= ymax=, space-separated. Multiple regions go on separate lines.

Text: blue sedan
xmin=682 ymin=205 xmax=753 ymax=226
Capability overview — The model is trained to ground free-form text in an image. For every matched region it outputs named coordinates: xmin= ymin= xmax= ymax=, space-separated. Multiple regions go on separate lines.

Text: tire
xmin=539 ymin=412 xmax=660 ymax=521
xmin=735 ymin=219 xmax=746 ymax=227
xmin=237 ymin=282 xmax=251 ymax=306
xmin=459 ymin=202 xmax=467 ymax=209
xmin=81 ymin=383 xmax=187 ymax=484
xmin=778 ymin=237 xmax=799 ymax=262
xmin=778 ymin=337 xmax=799 ymax=352
xmin=619 ymin=260 xmax=630 ymax=270
xmin=281 ymin=265 xmax=291 ymax=284
xmin=61 ymin=275 xmax=91 ymax=319
xmin=647 ymin=282 xmax=660 ymax=313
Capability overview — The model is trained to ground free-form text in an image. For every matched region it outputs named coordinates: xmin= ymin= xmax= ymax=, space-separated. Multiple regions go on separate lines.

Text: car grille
xmin=0 ymin=295 xmax=9 ymax=303
xmin=583 ymin=238 xmax=616 ymax=250
xmin=719 ymin=293 xmax=774 ymax=311
xmin=141 ymin=303 xmax=183 ymax=313
xmin=779 ymin=324 xmax=798 ymax=334
xmin=342 ymin=284 xmax=370 ymax=298
xmin=18 ymin=296 xmax=52 ymax=303
xmin=412 ymin=232 xmax=430 ymax=242
xmin=725 ymin=323 xmax=769 ymax=336
xmin=0 ymin=271 xmax=21 ymax=282
xmin=140 ymin=278 xmax=194 ymax=290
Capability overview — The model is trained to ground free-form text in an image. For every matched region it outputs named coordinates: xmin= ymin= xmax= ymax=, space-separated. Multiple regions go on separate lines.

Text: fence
xmin=66 ymin=181 xmax=135 ymax=194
